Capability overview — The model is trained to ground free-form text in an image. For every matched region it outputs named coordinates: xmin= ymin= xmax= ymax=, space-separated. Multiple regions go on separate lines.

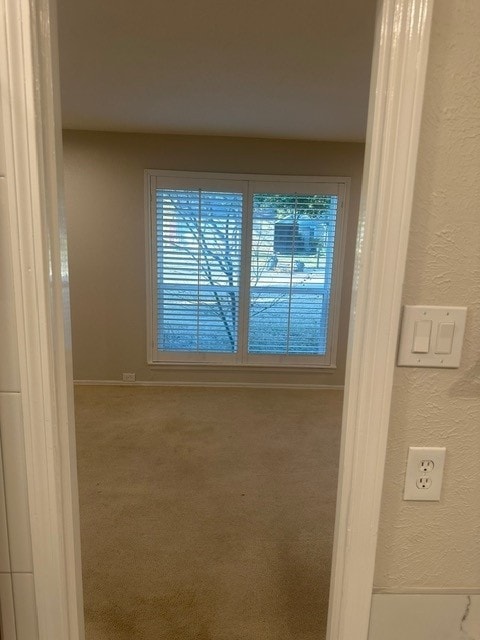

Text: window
xmin=146 ymin=171 xmax=348 ymax=368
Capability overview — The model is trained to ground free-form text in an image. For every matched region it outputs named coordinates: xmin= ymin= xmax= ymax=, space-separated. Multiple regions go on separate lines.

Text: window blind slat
xmin=153 ymin=182 xmax=340 ymax=362
xmin=156 ymin=188 xmax=243 ymax=354
xmin=248 ymin=192 xmax=338 ymax=356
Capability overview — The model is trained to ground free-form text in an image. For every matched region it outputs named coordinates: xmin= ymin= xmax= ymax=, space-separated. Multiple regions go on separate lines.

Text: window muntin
xmin=147 ymin=172 xmax=347 ymax=368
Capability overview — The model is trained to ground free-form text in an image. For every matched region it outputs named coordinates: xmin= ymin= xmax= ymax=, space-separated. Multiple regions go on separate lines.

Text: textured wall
xmin=374 ymin=0 xmax=480 ymax=589
xmin=62 ymin=132 xmax=364 ymax=386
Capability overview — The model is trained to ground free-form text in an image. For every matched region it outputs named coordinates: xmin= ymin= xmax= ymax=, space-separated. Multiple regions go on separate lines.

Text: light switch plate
xmin=397 ymin=305 xmax=467 ymax=368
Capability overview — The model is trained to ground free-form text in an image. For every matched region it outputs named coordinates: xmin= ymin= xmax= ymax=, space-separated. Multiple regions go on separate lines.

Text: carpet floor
xmin=74 ymin=385 xmax=343 ymax=639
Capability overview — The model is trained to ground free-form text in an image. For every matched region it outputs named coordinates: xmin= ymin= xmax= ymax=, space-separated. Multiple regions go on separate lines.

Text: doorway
xmin=0 ymin=0 xmax=435 ymax=638
xmin=58 ymin=1 xmax=375 ymax=637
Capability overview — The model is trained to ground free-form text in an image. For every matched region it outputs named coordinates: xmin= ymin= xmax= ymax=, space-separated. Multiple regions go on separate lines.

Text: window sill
xmin=147 ymin=361 xmax=337 ymax=373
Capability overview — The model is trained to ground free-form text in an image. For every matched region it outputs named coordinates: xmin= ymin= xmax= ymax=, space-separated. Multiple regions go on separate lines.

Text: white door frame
xmin=0 ymin=0 xmax=434 ymax=638
xmin=327 ymin=1 xmax=434 ymax=636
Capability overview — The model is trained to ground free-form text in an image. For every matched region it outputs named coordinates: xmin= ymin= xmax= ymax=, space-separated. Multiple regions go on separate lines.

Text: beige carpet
xmin=74 ymin=385 xmax=343 ymax=640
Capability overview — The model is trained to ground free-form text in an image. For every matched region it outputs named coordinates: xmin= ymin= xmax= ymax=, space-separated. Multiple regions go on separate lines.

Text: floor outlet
xmin=122 ymin=372 xmax=136 ymax=382
xmin=404 ymin=446 xmax=446 ymax=501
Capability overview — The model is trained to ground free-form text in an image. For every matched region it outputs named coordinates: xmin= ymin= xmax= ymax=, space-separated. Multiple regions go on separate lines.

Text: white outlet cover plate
xmin=404 ymin=446 xmax=446 ymax=501
xmin=397 ymin=305 xmax=467 ymax=368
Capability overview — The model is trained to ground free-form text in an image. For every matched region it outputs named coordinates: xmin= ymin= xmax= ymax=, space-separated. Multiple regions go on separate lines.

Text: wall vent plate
xmin=397 ymin=305 xmax=467 ymax=368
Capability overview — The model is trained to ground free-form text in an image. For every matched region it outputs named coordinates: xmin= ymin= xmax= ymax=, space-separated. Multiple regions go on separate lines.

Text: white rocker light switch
xmin=435 ymin=322 xmax=455 ymax=354
xmin=412 ymin=320 xmax=431 ymax=353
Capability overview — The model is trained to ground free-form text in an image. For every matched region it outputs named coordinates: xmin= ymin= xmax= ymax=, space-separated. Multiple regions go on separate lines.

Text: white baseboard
xmin=373 ymin=587 xmax=480 ymax=595
xmin=73 ymin=379 xmax=345 ymax=390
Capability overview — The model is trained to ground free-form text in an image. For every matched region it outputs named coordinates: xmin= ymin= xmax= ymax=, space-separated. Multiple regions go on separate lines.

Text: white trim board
xmin=145 ymin=170 xmax=351 ymax=183
xmin=73 ymin=380 xmax=345 ymax=390
xmin=147 ymin=363 xmax=338 ymax=372
xmin=373 ymin=588 xmax=480 ymax=595
xmin=0 ymin=0 xmax=84 ymax=638
xmin=0 ymin=0 xmax=434 ymax=638
xmin=326 ymin=1 xmax=434 ymax=639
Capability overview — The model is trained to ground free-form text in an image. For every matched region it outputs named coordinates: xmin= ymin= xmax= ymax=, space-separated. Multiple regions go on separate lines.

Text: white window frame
xmin=145 ymin=170 xmax=349 ymax=369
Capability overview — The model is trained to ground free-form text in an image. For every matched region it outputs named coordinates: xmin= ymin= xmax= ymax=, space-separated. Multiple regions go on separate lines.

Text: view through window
xmin=147 ymin=172 xmax=347 ymax=367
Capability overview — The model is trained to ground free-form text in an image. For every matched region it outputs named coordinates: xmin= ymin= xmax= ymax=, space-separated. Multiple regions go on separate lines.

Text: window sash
xmin=147 ymin=171 xmax=347 ymax=368
xmin=151 ymin=177 xmax=247 ymax=365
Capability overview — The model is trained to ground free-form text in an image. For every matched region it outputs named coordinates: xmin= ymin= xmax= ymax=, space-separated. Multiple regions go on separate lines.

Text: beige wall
xmin=374 ymin=0 xmax=480 ymax=589
xmin=62 ymin=132 xmax=364 ymax=385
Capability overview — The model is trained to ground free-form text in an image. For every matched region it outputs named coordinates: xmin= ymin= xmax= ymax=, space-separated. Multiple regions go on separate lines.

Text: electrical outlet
xmin=419 ymin=459 xmax=435 ymax=473
xmin=404 ymin=446 xmax=446 ymax=501
xmin=122 ymin=372 xmax=136 ymax=382
xmin=416 ymin=476 xmax=432 ymax=489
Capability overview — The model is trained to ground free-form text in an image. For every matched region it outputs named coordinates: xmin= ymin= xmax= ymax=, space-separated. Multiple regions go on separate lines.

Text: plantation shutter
xmin=247 ymin=190 xmax=339 ymax=357
xmin=149 ymin=172 xmax=346 ymax=367
xmin=155 ymin=187 xmax=243 ymax=356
